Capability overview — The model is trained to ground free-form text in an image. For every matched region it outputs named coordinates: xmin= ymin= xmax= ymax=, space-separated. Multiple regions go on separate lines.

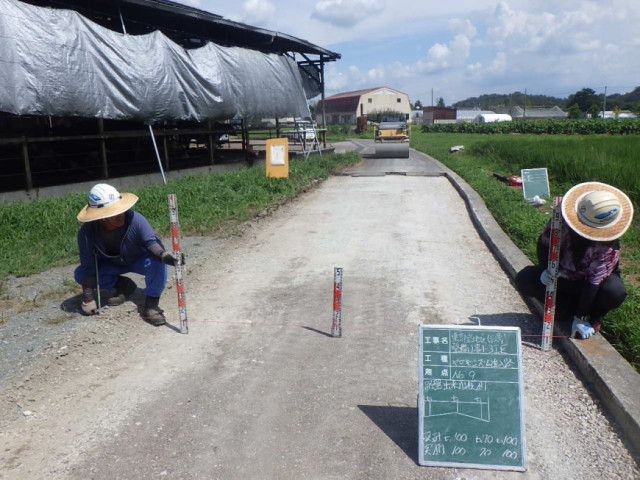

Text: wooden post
xmin=207 ymin=119 xmax=215 ymax=165
xmin=21 ymin=138 xmax=33 ymax=190
xmin=98 ymin=118 xmax=109 ymax=179
xmin=242 ymin=119 xmax=251 ymax=165
xmin=163 ymin=135 xmax=170 ymax=171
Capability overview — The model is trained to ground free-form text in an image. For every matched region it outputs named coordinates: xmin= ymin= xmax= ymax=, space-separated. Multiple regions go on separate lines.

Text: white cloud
xmin=416 ymin=34 xmax=471 ymax=73
xmin=466 ymin=62 xmax=482 ymax=76
xmin=449 ymin=18 xmax=476 ymax=39
xmin=312 ymin=0 xmax=385 ymax=28
xmin=190 ymin=0 xmax=640 ymax=103
xmin=239 ymin=0 xmax=276 ymax=26
xmin=367 ymin=68 xmax=386 ymax=83
xmin=488 ymin=51 xmax=507 ymax=72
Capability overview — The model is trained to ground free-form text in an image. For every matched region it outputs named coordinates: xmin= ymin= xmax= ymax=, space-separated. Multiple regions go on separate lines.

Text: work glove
xmin=571 ymin=316 xmax=595 ymax=340
xmin=82 ymin=300 xmax=98 ymax=315
xmin=161 ymin=251 xmax=185 ymax=267
xmin=539 ymin=269 xmax=555 ymax=287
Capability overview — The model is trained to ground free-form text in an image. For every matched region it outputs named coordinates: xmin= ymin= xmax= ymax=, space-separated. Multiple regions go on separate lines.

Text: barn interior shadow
xmin=358 ymin=404 xmax=418 ymax=463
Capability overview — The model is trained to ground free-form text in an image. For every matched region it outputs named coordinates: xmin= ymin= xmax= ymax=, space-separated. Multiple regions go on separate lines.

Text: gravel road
xmin=0 ymin=147 xmax=638 ymax=479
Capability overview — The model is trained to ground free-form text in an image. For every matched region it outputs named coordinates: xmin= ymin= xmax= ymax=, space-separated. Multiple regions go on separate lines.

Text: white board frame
xmin=418 ymin=324 xmax=526 ymax=471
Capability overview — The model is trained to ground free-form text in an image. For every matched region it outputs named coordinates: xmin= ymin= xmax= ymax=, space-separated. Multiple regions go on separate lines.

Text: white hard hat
xmin=577 ymin=190 xmax=622 ymax=228
xmin=77 ymin=183 xmax=138 ymax=222
xmin=561 ymin=182 xmax=634 ymax=241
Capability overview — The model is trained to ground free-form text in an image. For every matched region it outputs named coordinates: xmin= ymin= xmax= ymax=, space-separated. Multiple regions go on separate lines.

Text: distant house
xmin=411 ymin=109 xmax=424 ymax=124
xmin=316 ymin=87 xmax=411 ymax=125
xmin=422 ymin=106 xmax=456 ymax=124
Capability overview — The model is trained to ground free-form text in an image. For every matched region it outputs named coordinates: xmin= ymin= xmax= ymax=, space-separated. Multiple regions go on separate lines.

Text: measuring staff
xmin=514 ymin=182 xmax=634 ymax=340
xmin=75 ymin=183 xmax=179 ymax=326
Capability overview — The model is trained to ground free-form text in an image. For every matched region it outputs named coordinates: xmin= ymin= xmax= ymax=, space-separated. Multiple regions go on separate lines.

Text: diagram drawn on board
xmin=425 ymin=396 xmax=490 ymax=422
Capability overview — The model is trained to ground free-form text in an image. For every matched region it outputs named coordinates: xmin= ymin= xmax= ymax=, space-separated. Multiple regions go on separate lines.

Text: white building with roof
xmin=456 ymin=109 xmax=496 ymax=123
xmin=316 ymin=87 xmax=411 ymax=125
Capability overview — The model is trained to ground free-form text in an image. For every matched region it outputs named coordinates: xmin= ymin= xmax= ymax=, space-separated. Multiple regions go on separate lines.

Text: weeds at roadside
xmin=0 ymin=152 xmax=360 ymax=281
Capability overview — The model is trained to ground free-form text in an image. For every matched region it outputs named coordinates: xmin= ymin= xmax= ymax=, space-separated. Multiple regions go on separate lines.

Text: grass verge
xmin=411 ymin=131 xmax=640 ymax=368
xmin=0 ymin=152 xmax=360 ymax=281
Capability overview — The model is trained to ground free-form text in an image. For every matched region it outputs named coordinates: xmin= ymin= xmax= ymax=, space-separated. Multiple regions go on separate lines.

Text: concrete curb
xmin=432 ymin=157 xmax=640 ymax=456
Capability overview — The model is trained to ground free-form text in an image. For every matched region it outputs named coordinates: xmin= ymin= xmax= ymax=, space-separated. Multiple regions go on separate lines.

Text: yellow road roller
xmin=373 ymin=121 xmax=410 ymax=158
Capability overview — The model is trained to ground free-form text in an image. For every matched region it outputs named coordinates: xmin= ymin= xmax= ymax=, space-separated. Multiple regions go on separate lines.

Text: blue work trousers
xmin=74 ymin=254 xmax=167 ymax=298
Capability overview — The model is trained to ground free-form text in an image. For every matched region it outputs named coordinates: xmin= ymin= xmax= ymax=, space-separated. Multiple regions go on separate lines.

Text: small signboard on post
xmin=266 ymin=138 xmax=289 ymax=178
xmin=521 ymin=168 xmax=549 ymax=200
xmin=418 ymin=325 xmax=526 ymax=471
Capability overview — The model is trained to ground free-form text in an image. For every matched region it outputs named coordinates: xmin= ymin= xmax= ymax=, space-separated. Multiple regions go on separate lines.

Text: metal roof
xmin=20 ymin=0 xmax=341 ymax=59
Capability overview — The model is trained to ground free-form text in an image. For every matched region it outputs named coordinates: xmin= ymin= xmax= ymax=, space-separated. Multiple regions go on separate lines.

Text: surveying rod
xmin=541 ymin=197 xmax=563 ymax=351
xmin=331 ymin=267 xmax=343 ymax=337
xmin=148 ymin=124 xmax=188 ymax=333
xmin=168 ymin=194 xmax=188 ymax=334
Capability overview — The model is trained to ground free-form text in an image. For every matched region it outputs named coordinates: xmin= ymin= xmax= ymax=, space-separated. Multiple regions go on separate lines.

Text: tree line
xmin=418 ymin=87 xmax=640 ymax=116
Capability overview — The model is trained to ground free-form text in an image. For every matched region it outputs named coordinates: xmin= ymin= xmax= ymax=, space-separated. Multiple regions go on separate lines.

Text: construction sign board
xmin=418 ymin=325 xmax=526 ymax=471
xmin=521 ymin=168 xmax=550 ymax=200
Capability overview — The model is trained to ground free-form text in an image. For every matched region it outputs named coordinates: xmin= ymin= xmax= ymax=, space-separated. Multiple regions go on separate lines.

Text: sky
xmin=176 ymin=0 xmax=640 ymax=106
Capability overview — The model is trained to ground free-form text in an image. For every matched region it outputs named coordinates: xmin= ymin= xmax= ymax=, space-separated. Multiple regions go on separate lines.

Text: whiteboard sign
xmin=521 ymin=168 xmax=549 ymax=200
xmin=418 ymin=325 xmax=526 ymax=471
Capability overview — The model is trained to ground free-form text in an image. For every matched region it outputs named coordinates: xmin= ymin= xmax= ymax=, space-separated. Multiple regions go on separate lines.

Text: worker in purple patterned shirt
xmin=75 ymin=184 xmax=178 ymax=326
xmin=515 ymin=182 xmax=634 ymax=340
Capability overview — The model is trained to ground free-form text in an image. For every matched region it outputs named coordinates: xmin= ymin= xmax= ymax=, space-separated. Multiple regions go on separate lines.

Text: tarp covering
xmin=0 ymin=0 xmax=311 ymax=122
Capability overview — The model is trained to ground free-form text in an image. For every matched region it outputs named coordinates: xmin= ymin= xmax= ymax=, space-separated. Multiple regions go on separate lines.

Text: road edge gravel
xmin=414 ymin=149 xmax=640 ymax=458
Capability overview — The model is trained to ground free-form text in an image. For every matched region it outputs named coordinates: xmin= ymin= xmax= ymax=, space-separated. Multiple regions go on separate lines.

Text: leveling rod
xmin=168 ymin=193 xmax=188 ymax=334
xmin=541 ymin=196 xmax=563 ymax=351
xmin=332 ymin=267 xmax=343 ymax=337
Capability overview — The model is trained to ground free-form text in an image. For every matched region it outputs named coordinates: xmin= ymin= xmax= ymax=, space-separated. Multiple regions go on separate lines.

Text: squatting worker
xmin=515 ymin=182 xmax=634 ymax=340
xmin=75 ymin=183 xmax=178 ymax=326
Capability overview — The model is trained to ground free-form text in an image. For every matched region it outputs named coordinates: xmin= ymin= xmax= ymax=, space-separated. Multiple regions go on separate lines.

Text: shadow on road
xmin=358 ymin=404 xmax=418 ymax=464
xmin=301 ymin=326 xmax=334 ymax=338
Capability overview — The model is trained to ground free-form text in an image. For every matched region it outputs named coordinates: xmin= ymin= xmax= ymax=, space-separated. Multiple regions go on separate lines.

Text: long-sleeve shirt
xmin=77 ymin=210 xmax=163 ymax=281
xmin=539 ymin=220 xmax=620 ymax=286
xmin=538 ymin=219 xmax=621 ymax=317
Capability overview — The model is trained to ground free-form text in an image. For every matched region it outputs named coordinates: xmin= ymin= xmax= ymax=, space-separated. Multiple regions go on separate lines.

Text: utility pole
xmin=523 ymin=89 xmax=527 ymax=120
xmin=431 ymin=88 xmax=434 ymax=108
xmin=602 ymin=86 xmax=607 ymax=120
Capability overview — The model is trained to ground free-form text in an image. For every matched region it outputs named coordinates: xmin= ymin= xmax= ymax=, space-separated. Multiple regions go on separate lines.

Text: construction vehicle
xmin=373 ymin=121 xmax=410 ymax=158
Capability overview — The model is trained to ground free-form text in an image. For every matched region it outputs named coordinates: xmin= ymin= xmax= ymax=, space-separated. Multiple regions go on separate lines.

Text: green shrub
xmin=420 ymin=119 xmax=640 ymax=135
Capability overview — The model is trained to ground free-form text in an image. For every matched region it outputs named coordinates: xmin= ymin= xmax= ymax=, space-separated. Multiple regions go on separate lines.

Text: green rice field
xmin=411 ymin=130 xmax=640 ymax=368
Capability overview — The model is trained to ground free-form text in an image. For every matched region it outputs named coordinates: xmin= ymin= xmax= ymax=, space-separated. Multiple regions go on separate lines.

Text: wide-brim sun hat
xmin=77 ymin=183 xmax=138 ymax=222
xmin=561 ymin=182 xmax=634 ymax=241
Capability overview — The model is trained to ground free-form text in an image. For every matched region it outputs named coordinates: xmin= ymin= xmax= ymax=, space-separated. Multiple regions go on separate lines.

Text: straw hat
xmin=77 ymin=183 xmax=138 ymax=222
xmin=561 ymin=182 xmax=634 ymax=241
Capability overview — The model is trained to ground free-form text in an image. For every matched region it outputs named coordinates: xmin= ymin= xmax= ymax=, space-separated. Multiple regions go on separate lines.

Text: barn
xmin=0 ymin=0 xmax=340 ymax=199
xmin=316 ymin=87 xmax=411 ymax=126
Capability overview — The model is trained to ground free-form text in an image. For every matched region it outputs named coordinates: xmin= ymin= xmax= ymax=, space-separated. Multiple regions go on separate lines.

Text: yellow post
xmin=265 ymin=138 xmax=289 ymax=178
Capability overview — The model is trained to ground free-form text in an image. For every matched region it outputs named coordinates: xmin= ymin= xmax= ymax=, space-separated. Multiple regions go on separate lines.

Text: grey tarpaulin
xmin=0 ymin=0 xmax=311 ymax=122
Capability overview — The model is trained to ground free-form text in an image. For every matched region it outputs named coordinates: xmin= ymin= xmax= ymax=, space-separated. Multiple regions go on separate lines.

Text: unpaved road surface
xmin=1 ymin=147 xmax=638 ymax=479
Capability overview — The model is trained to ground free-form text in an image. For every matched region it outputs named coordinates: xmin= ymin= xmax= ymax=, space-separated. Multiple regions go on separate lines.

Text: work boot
xmin=142 ymin=296 xmax=166 ymax=326
xmin=107 ymin=276 xmax=137 ymax=306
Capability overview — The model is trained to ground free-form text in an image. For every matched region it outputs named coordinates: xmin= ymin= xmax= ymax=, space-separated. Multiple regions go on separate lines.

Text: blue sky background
xmin=177 ymin=0 xmax=640 ymax=106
